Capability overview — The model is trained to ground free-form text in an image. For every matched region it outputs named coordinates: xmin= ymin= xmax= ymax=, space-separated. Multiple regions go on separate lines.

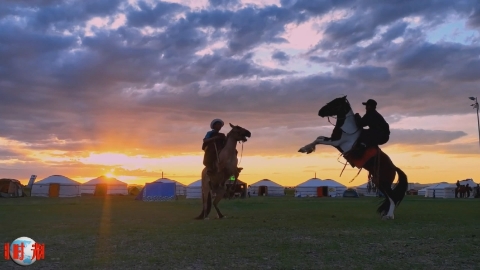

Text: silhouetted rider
xmin=352 ymin=99 xmax=390 ymax=158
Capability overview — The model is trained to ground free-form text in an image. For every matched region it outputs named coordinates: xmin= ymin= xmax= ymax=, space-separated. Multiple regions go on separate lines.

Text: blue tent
xmin=343 ymin=189 xmax=359 ymax=198
xmin=135 ymin=182 xmax=176 ymax=201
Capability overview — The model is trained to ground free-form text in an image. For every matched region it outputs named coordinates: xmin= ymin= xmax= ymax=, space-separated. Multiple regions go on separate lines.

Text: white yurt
xmin=321 ymin=179 xmax=347 ymax=197
xmin=186 ymin=179 xmax=202 ymax=199
xmin=31 ymin=175 xmax=81 ymax=197
xmin=152 ymin=178 xmax=186 ymax=196
xmin=81 ymin=176 xmax=128 ymax=195
xmin=417 ymin=188 xmax=427 ymax=196
xmin=295 ymin=178 xmax=344 ymax=197
xmin=425 ymin=182 xmax=456 ymax=198
xmin=444 ymin=186 xmax=456 ymax=198
xmin=248 ymin=179 xmax=284 ymax=196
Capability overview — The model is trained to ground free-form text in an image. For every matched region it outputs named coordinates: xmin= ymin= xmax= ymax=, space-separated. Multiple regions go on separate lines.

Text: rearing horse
xmin=195 ymin=123 xmax=251 ymax=220
xmin=298 ymin=96 xmax=408 ymax=220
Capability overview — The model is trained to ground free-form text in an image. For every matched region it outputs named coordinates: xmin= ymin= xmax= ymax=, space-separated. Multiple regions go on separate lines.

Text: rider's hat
xmin=210 ymin=119 xmax=224 ymax=129
xmin=362 ymin=99 xmax=377 ymax=107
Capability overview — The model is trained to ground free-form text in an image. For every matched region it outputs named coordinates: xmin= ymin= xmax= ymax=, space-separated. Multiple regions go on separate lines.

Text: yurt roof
xmin=153 ymin=178 xmax=186 ymax=186
xmin=188 ymin=179 xmax=202 ymax=187
xmin=249 ymin=179 xmax=283 ymax=188
xmin=322 ymin=179 xmax=346 ymax=187
xmin=34 ymin=175 xmax=80 ymax=185
xmin=356 ymin=182 xmax=369 ymax=188
xmin=458 ymin=179 xmax=476 ymax=186
xmin=83 ymin=175 xmax=127 ymax=185
xmin=296 ymin=178 xmax=324 ymax=187
xmin=0 ymin=178 xmax=21 ymax=183
xmin=426 ymin=182 xmax=455 ymax=189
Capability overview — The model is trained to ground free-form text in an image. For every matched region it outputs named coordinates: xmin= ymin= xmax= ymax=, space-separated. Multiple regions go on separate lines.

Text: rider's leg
xmin=204 ymin=152 xmax=216 ymax=176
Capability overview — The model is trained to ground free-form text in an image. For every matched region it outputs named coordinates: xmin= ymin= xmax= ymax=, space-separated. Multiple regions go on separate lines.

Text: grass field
xmin=1 ymin=196 xmax=479 ymax=270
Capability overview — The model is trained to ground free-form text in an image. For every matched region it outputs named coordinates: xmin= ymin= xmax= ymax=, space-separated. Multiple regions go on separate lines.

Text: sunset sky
xmin=1 ymin=0 xmax=479 ymax=187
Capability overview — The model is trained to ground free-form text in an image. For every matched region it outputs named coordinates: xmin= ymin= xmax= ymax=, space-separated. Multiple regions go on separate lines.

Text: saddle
xmin=344 ymin=142 xmax=378 ymax=169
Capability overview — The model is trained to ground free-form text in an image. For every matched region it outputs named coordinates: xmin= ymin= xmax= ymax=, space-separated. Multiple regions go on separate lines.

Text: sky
xmin=0 ymin=0 xmax=479 ymax=187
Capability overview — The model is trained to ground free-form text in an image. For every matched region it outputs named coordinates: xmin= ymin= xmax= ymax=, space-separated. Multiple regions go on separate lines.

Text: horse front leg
xmin=298 ymin=136 xmax=340 ymax=154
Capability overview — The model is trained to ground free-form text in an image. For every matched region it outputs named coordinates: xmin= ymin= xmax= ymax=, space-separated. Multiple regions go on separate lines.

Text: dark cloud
xmin=310 ymin=0 xmax=477 ymax=52
xmin=336 ymin=65 xmax=391 ymax=82
xmin=388 ymin=129 xmax=468 ymax=145
xmin=28 ymin=0 xmax=123 ymax=30
xmin=272 ymin=50 xmax=290 ymax=65
xmin=208 ymin=0 xmax=240 ymax=8
xmin=382 ymin=22 xmax=408 ymax=41
xmin=126 ymin=1 xmax=186 ymax=28
xmin=466 ymin=3 xmax=480 ymax=28
xmin=184 ymin=5 xmax=308 ymax=53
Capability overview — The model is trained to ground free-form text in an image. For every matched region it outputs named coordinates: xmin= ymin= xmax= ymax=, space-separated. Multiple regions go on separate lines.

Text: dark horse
xmin=456 ymin=185 xmax=472 ymax=198
xmin=299 ymin=96 xmax=408 ymax=220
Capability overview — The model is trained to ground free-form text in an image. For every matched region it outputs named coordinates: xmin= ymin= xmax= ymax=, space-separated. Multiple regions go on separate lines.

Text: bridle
xmin=325 ymin=98 xmax=360 ymax=135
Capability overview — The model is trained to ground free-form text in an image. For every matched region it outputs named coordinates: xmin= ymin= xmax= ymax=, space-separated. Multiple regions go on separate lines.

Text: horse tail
xmin=392 ymin=167 xmax=408 ymax=206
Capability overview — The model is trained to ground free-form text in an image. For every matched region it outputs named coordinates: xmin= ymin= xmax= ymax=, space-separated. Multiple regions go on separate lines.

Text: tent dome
xmin=31 ymin=175 xmax=80 ymax=197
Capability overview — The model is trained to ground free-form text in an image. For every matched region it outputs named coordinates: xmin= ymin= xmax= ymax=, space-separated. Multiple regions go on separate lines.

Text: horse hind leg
xmin=382 ymin=195 xmax=395 ymax=220
xmin=378 ymin=187 xmax=395 ymax=220
xmin=195 ymin=181 xmax=212 ymax=220
xmin=212 ymin=188 xmax=226 ymax=219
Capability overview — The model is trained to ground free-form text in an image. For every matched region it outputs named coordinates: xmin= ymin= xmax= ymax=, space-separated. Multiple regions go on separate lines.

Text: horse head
xmin=318 ymin=95 xmax=351 ymax=118
xmin=228 ymin=123 xmax=252 ymax=142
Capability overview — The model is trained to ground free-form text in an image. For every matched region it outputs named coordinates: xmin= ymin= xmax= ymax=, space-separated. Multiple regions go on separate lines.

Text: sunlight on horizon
xmin=13 ymin=145 xmax=478 ymax=188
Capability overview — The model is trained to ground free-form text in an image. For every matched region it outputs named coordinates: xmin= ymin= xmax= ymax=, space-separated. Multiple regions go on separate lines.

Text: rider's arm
xmin=203 ymin=131 xmax=219 ymax=143
xmin=360 ymin=113 xmax=370 ymax=127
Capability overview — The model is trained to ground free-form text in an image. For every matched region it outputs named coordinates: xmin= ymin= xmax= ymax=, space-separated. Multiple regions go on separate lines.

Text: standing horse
xmin=457 ymin=185 xmax=472 ymax=198
xmin=195 ymin=123 xmax=251 ymax=220
xmin=298 ymin=96 xmax=408 ymax=220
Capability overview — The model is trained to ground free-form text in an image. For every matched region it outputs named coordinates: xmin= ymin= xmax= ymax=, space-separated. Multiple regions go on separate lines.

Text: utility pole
xmin=469 ymin=97 xmax=480 ymax=147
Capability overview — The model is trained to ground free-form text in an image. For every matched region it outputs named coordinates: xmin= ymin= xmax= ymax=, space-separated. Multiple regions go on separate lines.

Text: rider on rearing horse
xmin=202 ymin=119 xmax=242 ymax=177
xmin=350 ymin=99 xmax=390 ymax=159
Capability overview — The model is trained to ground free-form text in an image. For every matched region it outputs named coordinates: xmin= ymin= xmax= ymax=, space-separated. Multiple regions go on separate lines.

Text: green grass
xmin=1 ymin=196 xmax=479 ymax=269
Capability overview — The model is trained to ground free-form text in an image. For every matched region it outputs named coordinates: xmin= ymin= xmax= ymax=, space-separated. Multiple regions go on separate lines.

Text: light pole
xmin=469 ymin=96 xmax=480 ymax=146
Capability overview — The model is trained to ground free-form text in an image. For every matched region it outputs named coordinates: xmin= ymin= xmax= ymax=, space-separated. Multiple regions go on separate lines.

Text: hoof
xmin=299 ymin=147 xmax=313 ymax=154
xmin=381 ymin=215 xmax=394 ymax=220
xmin=218 ymin=215 xmax=226 ymax=219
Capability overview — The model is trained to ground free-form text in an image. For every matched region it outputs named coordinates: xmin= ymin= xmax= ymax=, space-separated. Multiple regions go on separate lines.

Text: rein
xmin=238 ymin=141 xmax=244 ymax=166
xmin=327 ymin=115 xmax=360 ymax=135
xmin=335 ymin=153 xmax=363 ymax=183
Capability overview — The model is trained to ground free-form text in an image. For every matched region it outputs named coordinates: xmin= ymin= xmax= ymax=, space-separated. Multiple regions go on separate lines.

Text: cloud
xmin=126 ymin=1 xmax=187 ymax=28
xmin=271 ymin=50 xmax=290 ymax=65
xmin=389 ymin=129 xmax=468 ymax=145
xmin=1 ymin=0 xmax=480 ymax=181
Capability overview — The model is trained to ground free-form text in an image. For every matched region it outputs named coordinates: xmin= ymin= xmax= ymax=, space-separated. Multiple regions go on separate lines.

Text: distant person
xmin=455 ymin=180 xmax=460 ymax=198
xmin=350 ymin=99 xmax=390 ymax=158
xmin=475 ymin=184 xmax=480 ymax=198
xmin=248 ymin=191 xmax=250 ymax=198
xmin=466 ymin=184 xmax=471 ymax=198
xmin=433 ymin=189 xmax=436 ymax=199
